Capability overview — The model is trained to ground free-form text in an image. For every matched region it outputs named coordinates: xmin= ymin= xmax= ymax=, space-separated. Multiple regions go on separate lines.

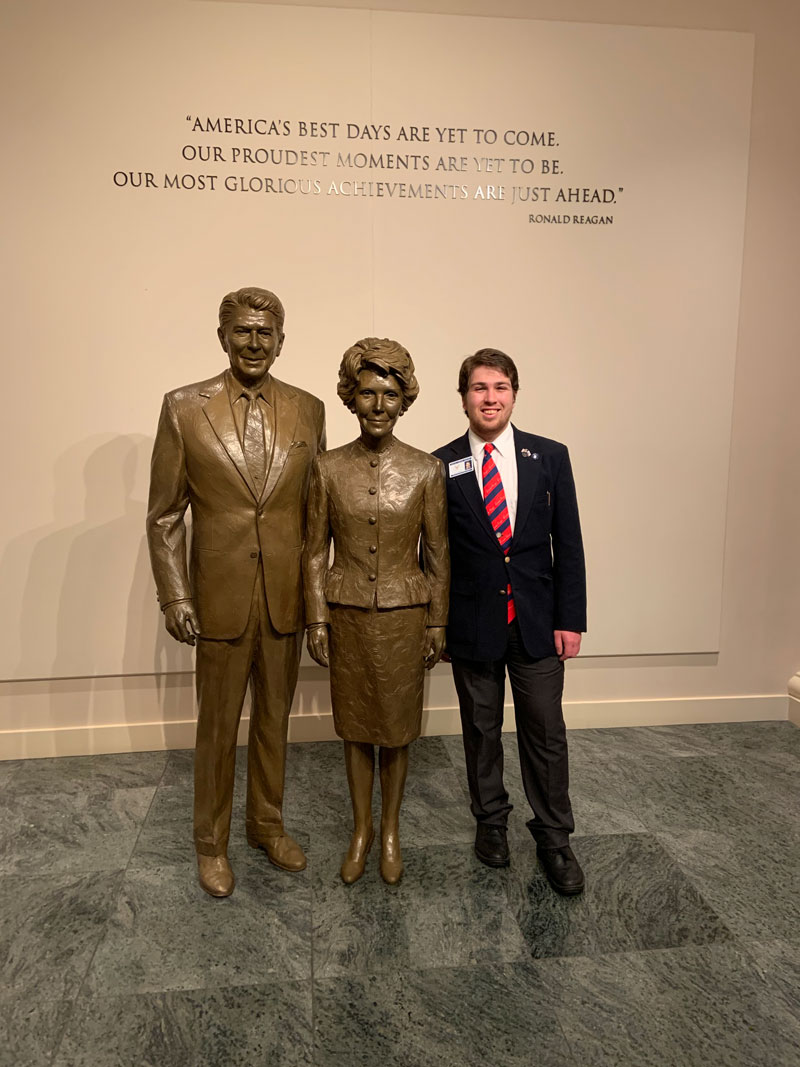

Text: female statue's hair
xmin=337 ymin=337 xmax=419 ymax=413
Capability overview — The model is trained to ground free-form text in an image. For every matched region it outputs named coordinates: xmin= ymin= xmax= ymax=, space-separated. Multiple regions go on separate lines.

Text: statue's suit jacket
xmin=147 ymin=371 xmax=326 ymax=639
xmin=433 ymin=426 xmax=585 ymax=661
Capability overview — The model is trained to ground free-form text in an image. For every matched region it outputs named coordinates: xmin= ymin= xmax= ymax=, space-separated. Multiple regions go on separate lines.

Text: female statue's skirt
xmin=328 ymin=603 xmax=427 ymax=747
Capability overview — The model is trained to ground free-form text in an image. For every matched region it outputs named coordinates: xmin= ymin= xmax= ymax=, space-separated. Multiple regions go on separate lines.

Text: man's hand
xmin=424 ymin=626 xmax=446 ymax=670
xmin=306 ymin=623 xmax=330 ymax=668
xmin=554 ymin=630 xmax=581 ymax=662
xmin=164 ymin=601 xmax=200 ymax=645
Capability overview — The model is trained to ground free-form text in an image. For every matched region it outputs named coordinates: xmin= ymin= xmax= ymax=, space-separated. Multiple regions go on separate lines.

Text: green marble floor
xmin=1 ymin=721 xmax=798 ymax=1066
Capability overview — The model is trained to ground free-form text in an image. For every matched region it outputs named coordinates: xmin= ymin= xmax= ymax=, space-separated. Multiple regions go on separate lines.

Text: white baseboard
xmin=0 ymin=690 xmax=790 ymax=760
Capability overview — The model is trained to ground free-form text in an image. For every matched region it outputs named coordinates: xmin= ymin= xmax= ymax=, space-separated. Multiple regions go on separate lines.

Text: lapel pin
xmin=521 ymin=448 xmax=531 ymax=457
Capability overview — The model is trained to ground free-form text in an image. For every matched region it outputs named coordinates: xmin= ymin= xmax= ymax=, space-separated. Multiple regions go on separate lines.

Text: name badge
xmin=449 ymin=456 xmax=474 ymax=478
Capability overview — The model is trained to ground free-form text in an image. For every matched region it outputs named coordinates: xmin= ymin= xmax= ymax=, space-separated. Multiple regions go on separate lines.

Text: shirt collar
xmin=468 ymin=421 xmax=515 ymax=461
xmin=225 ymin=368 xmax=274 ymax=404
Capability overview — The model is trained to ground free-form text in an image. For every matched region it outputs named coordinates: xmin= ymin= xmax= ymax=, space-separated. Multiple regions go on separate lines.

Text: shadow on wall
xmin=0 ymin=434 xmax=195 ymax=738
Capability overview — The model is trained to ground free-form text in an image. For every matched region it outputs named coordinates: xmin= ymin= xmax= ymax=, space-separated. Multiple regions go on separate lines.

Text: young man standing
xmin=434 ymin=349 xmax=587 ymax=894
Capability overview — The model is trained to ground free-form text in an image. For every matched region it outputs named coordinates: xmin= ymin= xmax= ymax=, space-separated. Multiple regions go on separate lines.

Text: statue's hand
xmin=306 ymin=623 xmax=330 ymax=668
xmin=424 ymin=626 xmax=446 ymax=670
xmin=164 ymin=600 xmax=200 ymax=646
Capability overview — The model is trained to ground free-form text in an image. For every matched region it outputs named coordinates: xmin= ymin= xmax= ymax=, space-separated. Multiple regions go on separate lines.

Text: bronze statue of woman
xmin=304 ymin=338 xmax=449 ymax=884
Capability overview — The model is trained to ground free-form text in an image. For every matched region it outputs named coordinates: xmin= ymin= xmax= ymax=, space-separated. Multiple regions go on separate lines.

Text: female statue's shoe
xmin=197 ymin=854 xmax=235 ymax=897
xmin=340 ymin=828 xmax=374 ymax=884
xmin=379 ymin=831 xmax=404 ymax=885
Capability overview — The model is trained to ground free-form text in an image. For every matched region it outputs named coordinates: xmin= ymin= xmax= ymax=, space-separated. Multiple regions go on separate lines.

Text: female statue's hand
xmin=306 ymin=623 xmax=330 ymax=667
xmin=424 ymin=626 xmax=446 ymax=670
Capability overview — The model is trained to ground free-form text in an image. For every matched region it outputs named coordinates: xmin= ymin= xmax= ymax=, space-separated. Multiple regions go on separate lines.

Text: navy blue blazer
xmin=433 ymin=426 xmax=586 ymax=661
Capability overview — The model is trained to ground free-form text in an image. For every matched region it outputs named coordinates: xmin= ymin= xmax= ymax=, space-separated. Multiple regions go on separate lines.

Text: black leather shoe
xmin=536 ymin=845 xmax=585 ymax=895
xmin=475 ymin=824 xmax=510 ymax=868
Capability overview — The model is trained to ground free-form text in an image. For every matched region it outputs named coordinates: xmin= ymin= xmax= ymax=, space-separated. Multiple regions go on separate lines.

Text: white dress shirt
xmin=468 ymin=422 xmax=518 ymax=534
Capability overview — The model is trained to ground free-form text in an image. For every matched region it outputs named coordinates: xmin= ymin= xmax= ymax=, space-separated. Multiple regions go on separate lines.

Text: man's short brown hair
xmin=457 ymin=349 xmax=519 ymax=397
xmin=218 ymin=286 xmax=285 ymax=331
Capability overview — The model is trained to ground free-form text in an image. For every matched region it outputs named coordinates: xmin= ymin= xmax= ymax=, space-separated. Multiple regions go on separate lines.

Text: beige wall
xmin=2 ymin=0 xmax=799 ymax=756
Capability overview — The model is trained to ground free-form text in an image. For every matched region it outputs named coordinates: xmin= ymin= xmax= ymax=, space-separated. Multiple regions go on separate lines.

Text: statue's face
xmin=218 ymin=306 xmax=284 ymax=385
xmin=354 ymin=369 xmax=403 ymax=440
xmin=462 ymin=365 xmax=515 ymax=441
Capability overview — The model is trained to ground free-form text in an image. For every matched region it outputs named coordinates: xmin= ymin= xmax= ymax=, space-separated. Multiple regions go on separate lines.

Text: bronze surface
xmin=303 ymin=338 xmax=449 ymax=883
xmin=146 ymin=287 xmax=325 ymax=892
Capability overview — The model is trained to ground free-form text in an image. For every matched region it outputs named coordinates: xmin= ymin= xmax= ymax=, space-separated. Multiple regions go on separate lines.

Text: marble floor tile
xmin=658 ymin=829 xmax=800 ymax=941
xmin=313 ymin=962 xmax=576 ymax=1067
xmin=743 ymin=938 xmax=800 ymax=1030
xmin=507 ymin=833 xmax=732 ymax=959
xmin=126 ymin=784 xmax=260 ymax=870
xmin=311 ymin=842 xmax=528 ymax=979
xmin=566 ymin=724 xmax=722 ymax=761
xmin=663 ymin=721 xmax=800 ymax=770
xmin=159 ymin=749 xmax=195 ymax=789
xmin=603 ymin=752 xmax=791 ymax=840
xmin=53 ymin=980 xmax=312 ymax=1067
xmin=3 ymin=722 xmax=799 ymax=1066
xmin=542 ymin=942 xmax=800 ymax=1066
xmin=9 ymin=751 xmax=169 ymax=797
xmin=0 ymin=787 xmax=156 ymax=875
xmin=0 ymin=993 xmax=73 ymax=1067
xmin=84 ymin=859 xmax=311 ymax=996
xmin=397 ymin=737 xmax=475 ymax=847
xmin=127 ymin=784 xmax=196 ymax=869
xmin=0 ymin=760 xmax=22 ymax=792
xmin=0 ymin=870 xmax=123 ymax=999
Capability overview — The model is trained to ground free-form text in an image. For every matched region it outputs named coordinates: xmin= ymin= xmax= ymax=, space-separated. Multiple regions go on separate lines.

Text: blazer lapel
xmin=202 ymin=383 xmax=258 ymax=500
xmin=449 ymin=433 xmax=504 ymax=553
xmin=261 ymin=380 xmax=299 ymax=503
xmin=513 ymin=426 xmax=543 ymax=535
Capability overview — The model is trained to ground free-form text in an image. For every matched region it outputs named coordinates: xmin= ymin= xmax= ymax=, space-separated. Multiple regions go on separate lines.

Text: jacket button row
xmin=369 ymin=517 xmax=377 ymax=525
xmin=370 ymin=459 xmax=379 ymax=468
xmin=504 ymin=556 xmax=510 ymax=563
xmin=369 ymin=545 xmax=377 ymax=554
xmin=250 ymin=552 xmax=258 ymax=559
xmin=499 ymin=588 xmax=506 ymax=595
xmin=368 ymin=486 xmax=377 ymax=495
xmin=368 ymin=574 xmax=377 ymax=581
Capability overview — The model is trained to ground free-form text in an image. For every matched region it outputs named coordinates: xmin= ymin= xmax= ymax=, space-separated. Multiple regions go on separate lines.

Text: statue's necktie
xmin=243 ymin=392 xmax=267 ymax=496
xmin=483 ymin=443 xmax=516 ymax=624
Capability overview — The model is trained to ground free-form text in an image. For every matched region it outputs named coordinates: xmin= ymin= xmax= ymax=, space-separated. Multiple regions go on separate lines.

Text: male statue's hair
xmin=218 ymin=287 xmax=286 ymax=331
xmin=337 ymin=337 xmax=420 ymax=413
xmin=457 ymin=348 xmax=520 ymax=397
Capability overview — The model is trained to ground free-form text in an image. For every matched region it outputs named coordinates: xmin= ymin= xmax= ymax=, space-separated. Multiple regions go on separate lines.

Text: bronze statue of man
xmin=147 ymin=286 xmax=325 ymax=897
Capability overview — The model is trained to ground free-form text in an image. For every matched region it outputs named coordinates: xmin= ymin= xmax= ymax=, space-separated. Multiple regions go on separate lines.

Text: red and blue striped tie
xmin=482 ymin=443 xmax=516 ymax=623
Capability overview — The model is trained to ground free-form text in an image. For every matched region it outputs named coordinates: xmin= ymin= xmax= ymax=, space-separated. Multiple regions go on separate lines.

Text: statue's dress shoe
xmin=537 ymin=844 xmax=585 ymax=895
xmin=340 ymin=828 xmax=374 ymax=884
xmin=379 ymin=830 xmax=404 ymax=885
xmin=197 ymin=854 xmax=235 ymax=898
xmin=474 ymin=824 xmax=510 ymax=868
xmin=247 ymin=831 xmax=307 ymax=872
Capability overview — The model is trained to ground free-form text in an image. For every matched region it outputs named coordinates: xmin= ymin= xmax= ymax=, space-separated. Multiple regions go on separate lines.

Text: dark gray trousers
xmin=451 ymin=621 xmax=574 ymax=849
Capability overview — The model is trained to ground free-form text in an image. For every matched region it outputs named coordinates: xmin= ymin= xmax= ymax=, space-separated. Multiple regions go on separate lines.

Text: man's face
xmin=463 ymin=365 xmax=516 ymax=440
xmin=218 ymin=306 xmax=284 ymax=385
